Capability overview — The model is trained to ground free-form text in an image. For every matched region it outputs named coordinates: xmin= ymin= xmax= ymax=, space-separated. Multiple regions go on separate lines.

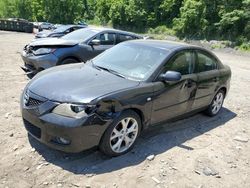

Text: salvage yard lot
xmin=0 ymin=31 xmax=250 ymax=188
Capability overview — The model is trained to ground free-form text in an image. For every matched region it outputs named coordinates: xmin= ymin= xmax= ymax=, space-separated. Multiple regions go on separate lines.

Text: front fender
xmin=93 ymin=82 xmax=155 ymax=128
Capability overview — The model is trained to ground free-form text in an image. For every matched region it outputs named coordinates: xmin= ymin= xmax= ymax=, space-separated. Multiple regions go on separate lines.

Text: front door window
xmin=96 ymin=33 xmax=116 ymax=45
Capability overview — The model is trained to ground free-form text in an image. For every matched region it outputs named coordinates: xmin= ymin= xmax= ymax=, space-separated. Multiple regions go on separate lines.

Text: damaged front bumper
xmin=20 ymin=50 xmax=59 ymax=76
xmin=21 ymin=63 xmax=38 ymax=75
xmin=20 ymin=90 xmax=111 ymax=153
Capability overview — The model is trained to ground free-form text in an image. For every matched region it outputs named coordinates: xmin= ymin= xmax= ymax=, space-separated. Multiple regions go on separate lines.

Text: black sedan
xmin=21 ymin=27 xmax=142 ymax=76
xmin=21 ymin=40 xmax=231 ymax=156
xmin=35 ymin=25 xmax=86 ymax=38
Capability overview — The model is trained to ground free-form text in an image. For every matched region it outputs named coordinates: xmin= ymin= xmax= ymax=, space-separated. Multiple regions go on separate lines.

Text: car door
xmin=151 ymin=50 xmax=198 ymax=124
xmin=192 ymin=50 xmax=220 ymax=109
xmin=87 ymin=32 xmax=116 ymax=59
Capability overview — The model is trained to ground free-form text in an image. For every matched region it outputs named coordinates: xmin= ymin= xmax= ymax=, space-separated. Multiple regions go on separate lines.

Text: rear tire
xmin=99 ymin=110 xmax=141 ymax=157
xmin=205 ymin=90 xmax=225 ymax=116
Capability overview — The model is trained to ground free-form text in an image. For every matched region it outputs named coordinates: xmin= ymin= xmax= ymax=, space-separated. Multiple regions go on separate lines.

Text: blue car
xmin=21 ymin=27 xmax=143 ymax=76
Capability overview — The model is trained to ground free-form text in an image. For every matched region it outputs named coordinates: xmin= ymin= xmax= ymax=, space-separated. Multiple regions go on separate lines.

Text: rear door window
xmin=196 ymin=51 xmax=218 ymax=72
xmin=117 ymin=34 xmax=135 ymax=44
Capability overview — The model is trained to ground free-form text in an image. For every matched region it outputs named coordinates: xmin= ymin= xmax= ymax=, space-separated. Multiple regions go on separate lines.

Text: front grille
xmin=26 ymin=97 xmax=43 ymax=107
xmin=23 ymin=119 xmax=41 ymax=139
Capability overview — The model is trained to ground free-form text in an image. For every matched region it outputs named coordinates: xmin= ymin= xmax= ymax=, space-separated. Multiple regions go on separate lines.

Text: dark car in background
xmin=21 ymin=40 xmax=231 ymax=156
xmin=7 ymin=18 xmax=29 ymax=22
xmin=35 ymin=25 xmax=87 ymax=38
xmin=21 ymin=27 xmax=142 ymax=75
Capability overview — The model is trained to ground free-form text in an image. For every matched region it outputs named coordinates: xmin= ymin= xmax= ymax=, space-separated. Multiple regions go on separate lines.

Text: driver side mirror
xmin=89 ymin=39 xmax=101 ymax=46
xmin=159 ymin=71 xmax=182 ymax=82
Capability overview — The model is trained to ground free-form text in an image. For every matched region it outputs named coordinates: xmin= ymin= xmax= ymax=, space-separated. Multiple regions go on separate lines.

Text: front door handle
xmin=213 ymin=77 xmax=219 ymax=82
xmin=185 ymin=80 xmax=193 ymax=88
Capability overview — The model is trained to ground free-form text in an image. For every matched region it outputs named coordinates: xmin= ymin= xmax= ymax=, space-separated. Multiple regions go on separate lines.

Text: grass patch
xmin=237 ymin=42 xmax=250 ymax=51
xmin=140 ymin=26 xmax=177 ymax=40
xmin=148 ymin=25 xmax=175 ymax=36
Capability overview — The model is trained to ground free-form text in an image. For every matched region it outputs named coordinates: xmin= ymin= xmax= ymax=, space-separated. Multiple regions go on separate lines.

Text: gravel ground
xmin=0 ymin=31 xmax=250 ymax=188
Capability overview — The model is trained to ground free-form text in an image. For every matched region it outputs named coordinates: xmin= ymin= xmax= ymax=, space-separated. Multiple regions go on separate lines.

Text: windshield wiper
xmin=106 ymin=68 xmax=127 ymax=79
xmin=92 ymin=64 xmax=126 ymax=79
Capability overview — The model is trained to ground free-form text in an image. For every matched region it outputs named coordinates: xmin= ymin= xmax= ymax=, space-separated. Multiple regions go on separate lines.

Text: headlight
xmin=33 ymin=48 xmax=56 ymax=55
xmin=52 ymin=103 xmax=95 ymax=118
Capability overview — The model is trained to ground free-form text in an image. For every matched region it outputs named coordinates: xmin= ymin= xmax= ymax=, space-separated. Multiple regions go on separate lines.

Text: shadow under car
xmin=28 ymin=107 xmax=236 ymax=175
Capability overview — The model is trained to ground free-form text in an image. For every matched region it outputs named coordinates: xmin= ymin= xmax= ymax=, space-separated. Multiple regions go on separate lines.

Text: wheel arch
xmin=219 ymin=86 xmax=227 ymax=96
xmin=57 ymin=56 xmax=83 ymax=65
xmin=123 ymin=107 xmax=145 ymax=131
xmin=98 ymin=107 xmax=145 ymax=156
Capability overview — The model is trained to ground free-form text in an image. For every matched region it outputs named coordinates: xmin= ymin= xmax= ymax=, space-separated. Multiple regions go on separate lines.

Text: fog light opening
xmin=52 ymin=137 xmax=71 ymax=145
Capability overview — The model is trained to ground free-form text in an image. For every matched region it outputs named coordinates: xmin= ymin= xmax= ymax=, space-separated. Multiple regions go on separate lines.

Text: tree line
xmin=0 ymin=0 xmax=249 ymax=45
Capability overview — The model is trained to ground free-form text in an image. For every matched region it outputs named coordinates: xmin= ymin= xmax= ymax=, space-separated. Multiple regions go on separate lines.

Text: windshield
xmin=92 ymin=43 xmax=168 ymax=81
xmin=62 ymin=28 xmax=98 ymax=41
xmin=53 ymin=25 xmax=71 ymax=32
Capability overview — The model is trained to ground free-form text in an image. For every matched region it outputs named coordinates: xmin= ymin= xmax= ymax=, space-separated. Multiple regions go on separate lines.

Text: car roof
xmin=57 ymin=24 xmax=85 ymax=29
xmin=67 ymin=24 xmax=86 ymax=28
xmin=126 ymin=40 xmax=222 ymax=65
xmin=127 ymin=39 xmax=203 ymax=51
xmin=83 ymin=27 xmax=142 ymax=37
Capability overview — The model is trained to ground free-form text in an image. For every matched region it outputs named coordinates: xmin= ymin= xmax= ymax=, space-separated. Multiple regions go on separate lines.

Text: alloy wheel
xmin=211 ymin=92 xmax=224 ymax=114
xmin=109 ymin=117 xmax=139 ymax=153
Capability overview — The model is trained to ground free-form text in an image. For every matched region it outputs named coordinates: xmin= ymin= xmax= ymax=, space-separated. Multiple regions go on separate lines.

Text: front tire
xmin=59 ymin=58 xmax=79 ymax=65
xmin=205 ymin=90 xmax=225 ymax=116
xmin=100 ymin=110 xmax=141 ymax=157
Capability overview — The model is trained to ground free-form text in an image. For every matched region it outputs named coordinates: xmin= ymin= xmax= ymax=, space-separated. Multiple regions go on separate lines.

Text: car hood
xmin=28 ymin=63 xmax=140 ymax=103
xmin=30 ymin=38 xmax=78 ymax=47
